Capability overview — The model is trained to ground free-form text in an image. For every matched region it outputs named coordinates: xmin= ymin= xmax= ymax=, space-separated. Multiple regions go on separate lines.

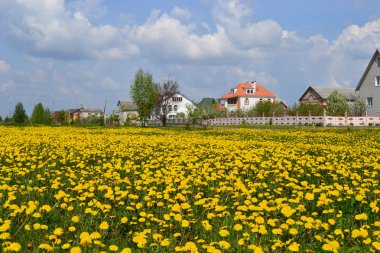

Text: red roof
xmin=220 ymin=82 xmax=275 ymax=99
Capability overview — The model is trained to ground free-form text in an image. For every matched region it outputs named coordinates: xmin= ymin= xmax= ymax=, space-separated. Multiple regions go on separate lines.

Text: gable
xmin=356 ymin=49 xmax=380 ymax=91
xmin=299 ymin=86 xmax=323 ymax=102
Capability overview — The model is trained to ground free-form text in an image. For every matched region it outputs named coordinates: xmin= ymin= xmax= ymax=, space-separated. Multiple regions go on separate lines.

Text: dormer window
xmin=172 ymin=97 xmax=182 ymax=102
xmin=246 ymin=89 xmax=254 ymax=94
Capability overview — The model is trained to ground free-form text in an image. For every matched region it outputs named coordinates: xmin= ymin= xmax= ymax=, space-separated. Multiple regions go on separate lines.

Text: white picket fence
xmin=205 ymin=116 xmax=380 ymax=127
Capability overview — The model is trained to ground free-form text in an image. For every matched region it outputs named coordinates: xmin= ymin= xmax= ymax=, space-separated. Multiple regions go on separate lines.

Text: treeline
xmin=0 ymin=102 xmax=103 ymax=126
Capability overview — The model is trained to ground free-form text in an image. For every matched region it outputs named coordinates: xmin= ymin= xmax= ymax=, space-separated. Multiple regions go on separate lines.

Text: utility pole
xmin=103 ymin=98 xmax=107 ymax=125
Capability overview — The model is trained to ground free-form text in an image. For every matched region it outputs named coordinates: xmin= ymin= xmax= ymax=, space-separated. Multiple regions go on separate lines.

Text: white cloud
xmin=212 ymin=0 xmax=252 ymax=27
xmin=132 ymin=13 xmax=237 ymax=63
xmin=101 ymin=77 xmax=120 ymax=90
xmin=0 ymin=60 xmax=10 ymax=73
xmin=170 ymin=7 xmax=192 ymax=20
xmin=4 ymin=0 xmax=131 ymax=60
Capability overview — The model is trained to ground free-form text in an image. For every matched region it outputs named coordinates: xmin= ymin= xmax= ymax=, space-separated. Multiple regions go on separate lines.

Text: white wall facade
xmin=238 ymin=97 xmax=274 ymax=111
xmin=167 ymin=94 xmax=195 ymax=118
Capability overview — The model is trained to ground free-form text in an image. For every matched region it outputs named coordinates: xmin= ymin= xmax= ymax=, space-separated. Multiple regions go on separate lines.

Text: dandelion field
xmin=0 ymin=126 xmax=379 ymax=253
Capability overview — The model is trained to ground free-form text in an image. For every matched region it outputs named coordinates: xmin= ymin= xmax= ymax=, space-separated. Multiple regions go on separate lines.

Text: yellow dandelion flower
xmin=99 ymin=221 xmax=109 ymax=230
xmin=39 ymin=243 xmax=54 ymax=252
xmin=160 ymin=239 xmax=170 ymax=247
xmin=233 ymin=224 xmax=243 ymax=231
xmin=109 ymin=245 xmax=118 ymax=251
xmin=121 ymin=217 xmax=128 ymax=223
xmin=71 ymin=216 xmax=80 ymax=223
xmin=70 ymin=246 xmax=81 ymax=253
xmin=288 ymin=242 xmax=300 ymax=252
xmin=120 ymin=248 xmax=132 ymax=253
xmin=7 ymin=242 xmax=22 ymax=252
xmin=61 ymin=244 xmax=70 ymax=250
xmin=181 ymin=220 xmax=190 ymax=227
xmin=219 ymin=241 xmax=231 ymax=249
xmin=322 ymin=240 xmax=340 ymax=252
xmin=372 ymin=242 xmax=380 ymax=250
xmin=53 ymin=228 xmax=64 ymax=236
xmin=355 ymin=213 xmax=368 ymax=221
xmin=219 ymin=229 xmax=229 ymax=237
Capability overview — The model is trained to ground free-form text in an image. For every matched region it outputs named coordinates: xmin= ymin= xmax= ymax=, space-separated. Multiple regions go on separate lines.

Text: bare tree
xmin=155 ymin=79 xmax=179 ymax=126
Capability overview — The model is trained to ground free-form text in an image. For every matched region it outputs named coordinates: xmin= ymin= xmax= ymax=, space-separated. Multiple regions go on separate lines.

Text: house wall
xmin=167 ymin=95 xmax=195 ymax=118
xmin=358 ymin=54 xmax=380 ymax=116
xmin=80 ymin=112 xmax=103 ymax=118
xmin=118 ymin=111 xmax=138 ymax=125
xmin=239 ymin=97 xmax=273 ymax=110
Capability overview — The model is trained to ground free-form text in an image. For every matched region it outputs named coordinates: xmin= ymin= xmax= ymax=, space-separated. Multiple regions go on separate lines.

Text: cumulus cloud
xmin=3 ymin=0 xmax=134 ymax=60
xmin=132 ymin=13 xmax=237 ymax=63
xmin=212 ymin=0 xmax=252 ymax=27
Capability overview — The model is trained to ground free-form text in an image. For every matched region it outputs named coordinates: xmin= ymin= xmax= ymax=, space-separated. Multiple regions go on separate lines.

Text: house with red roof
xmin=219 ymin=81 xmax=276 ymax=111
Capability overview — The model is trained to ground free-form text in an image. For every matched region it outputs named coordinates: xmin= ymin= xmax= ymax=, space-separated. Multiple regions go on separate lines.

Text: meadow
xmin=0 ymin=126 xmax=379 ymax=252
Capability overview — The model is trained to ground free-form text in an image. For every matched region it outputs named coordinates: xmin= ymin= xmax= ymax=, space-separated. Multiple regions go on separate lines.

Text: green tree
xmin=31 ymin=103 xmax=46 ymax=124
xmin=57 ymin=110 xmax=70 ymax=125
xmin=12 ymin=102 xmax=28 ymax=124
xmin=184 ymin=104 xmax=206 ymax=128
xmin=254 ymin=101 xmax=272 ymax=117
xmin=326 ymin=90 xmax=350 ymax=116
xmin=351 ymin=96 xmax=367 ymax=116
xmin=289 ymin=103 xmax=324 ymax=116
xmin=44 ymin=108 xmax=52 ymax=125
xmin=0 ymin=116 xmax=2 ymax=123
xmin=130 ymin=69 xmax=158 ymax=126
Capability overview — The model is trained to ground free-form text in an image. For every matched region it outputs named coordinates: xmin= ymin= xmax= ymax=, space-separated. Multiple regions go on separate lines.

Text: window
xmin=174 ymin=105 xmax=178 ymax=112
xmin=244 ymin=98 xmax=249 ymax=105
xmin=172 ymin=97 xmax=182 ymax=102
xmin=367 ymin=97 xmax=373 ymax=107
xmin=246 ymin=89 xmax=254 ymax=94
xmin=168 ymin=105 xmax=172 ymax=112
xmin=376 ymin=76 xmax=380 ymax=86
xmin=227 ymin=98 xmax=237 ymax=104
xmin=378 ymin=56 xmax=380 ymax=67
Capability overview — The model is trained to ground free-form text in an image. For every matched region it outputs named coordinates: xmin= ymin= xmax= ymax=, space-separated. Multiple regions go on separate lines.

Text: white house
xmin=162 ymin=93 xmax=195 ymax=119
xmin=219 ymin=81 xmax=276 ymax=111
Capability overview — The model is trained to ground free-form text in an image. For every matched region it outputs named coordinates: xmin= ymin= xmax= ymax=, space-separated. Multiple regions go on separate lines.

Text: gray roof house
xmin=115 ymin=100 xmax=138 ymax=125
xmin=355 ymin=48 xmax=380 ymax=116
xmin=299 ymin=86 xmax=357 ymax=106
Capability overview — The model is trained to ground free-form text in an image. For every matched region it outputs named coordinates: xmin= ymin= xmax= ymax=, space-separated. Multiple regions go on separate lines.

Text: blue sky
xmin=1 ymin=0 xmax=380 ymax=117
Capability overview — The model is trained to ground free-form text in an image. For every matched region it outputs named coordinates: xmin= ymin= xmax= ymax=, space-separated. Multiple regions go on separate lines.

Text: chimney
xmin=252 ymin=81 xmax=256 ymax=90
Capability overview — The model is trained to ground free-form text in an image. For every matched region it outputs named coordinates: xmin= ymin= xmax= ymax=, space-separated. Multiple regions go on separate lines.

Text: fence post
xmin=345 ymin=111 xmax=347 ymax=126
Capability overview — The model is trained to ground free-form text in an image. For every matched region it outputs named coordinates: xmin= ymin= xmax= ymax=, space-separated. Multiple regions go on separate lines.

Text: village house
xmin=69 ymin=107 xmax=104 ymax=123
xmin=115 ymin=101 xmax=138 ymax=125
xmin=356 ymin=48 xmax=380 ymax=116
xmin=299 ymin=86 xmax=357 ymax=107
xmin=218 ymin=81 xmax=276 ymax=111
xmin=160 ymin=93 xmax=195 ymax=119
